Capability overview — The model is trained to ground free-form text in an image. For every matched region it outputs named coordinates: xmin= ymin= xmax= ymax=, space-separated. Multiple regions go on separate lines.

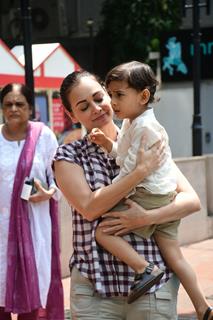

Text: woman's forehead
xmin=70 ymin=77 xmax=103 ymax=100
xmin=78 ymin=76 xmax=102 ymax=91
xmin=3 ymin=90 xmax=25 ymax=101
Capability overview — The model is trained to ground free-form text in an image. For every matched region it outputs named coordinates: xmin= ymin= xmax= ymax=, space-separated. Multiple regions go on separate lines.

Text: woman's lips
xmin=92 ymin=113 xmax=107 ymax=121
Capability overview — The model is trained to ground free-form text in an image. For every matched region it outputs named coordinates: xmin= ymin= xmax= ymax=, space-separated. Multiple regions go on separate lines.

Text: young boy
xmin=90 ymin=61 xmax=213 ymax=320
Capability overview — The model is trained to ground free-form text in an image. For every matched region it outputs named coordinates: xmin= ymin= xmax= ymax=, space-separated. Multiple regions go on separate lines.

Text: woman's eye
xmin=80 ymin=104 xmax=89 ymax=111
xmin=95 ymin=98 xmax=103 ymax=103
xmin=4 ymin=103 xmax=12 ymax=108
xmin=16 ymin=102 xmax=25 ymax=108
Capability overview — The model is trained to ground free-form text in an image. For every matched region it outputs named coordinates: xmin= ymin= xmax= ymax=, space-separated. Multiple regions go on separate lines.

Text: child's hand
xmin=89 ymin=128 xmax=113 ymax=153
xmin=89 ymin=128 xmax=107 ymax=146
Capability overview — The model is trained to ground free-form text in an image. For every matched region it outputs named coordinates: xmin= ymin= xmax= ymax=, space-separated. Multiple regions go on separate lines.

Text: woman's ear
xmin=71 ymin=116 xmax=80 ymax=124
xmin=64 ymin=107 xmax=78 ymax=123
xmin=140 ymin=89 xmax=150 ymax=105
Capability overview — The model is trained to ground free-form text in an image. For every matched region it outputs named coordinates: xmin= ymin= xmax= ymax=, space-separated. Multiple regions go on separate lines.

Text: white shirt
xmin=0 ymin=125 xmax=58 ymax=307
xmin=111 ymin=108 xmax=177 ymax=194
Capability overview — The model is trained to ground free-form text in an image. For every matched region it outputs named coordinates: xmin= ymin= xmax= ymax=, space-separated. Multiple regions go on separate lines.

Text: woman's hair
xmin=0 ymin=83 xmax=33 ymax=107
xmin=105 ymin=61 xmax=159 ymax=104
xmin=60 ymin=70 xmax=102 ymax=112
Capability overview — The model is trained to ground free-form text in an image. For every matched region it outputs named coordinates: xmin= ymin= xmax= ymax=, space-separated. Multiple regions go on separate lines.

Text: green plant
xmin=98 ymin=0 xmax=182 ymax=67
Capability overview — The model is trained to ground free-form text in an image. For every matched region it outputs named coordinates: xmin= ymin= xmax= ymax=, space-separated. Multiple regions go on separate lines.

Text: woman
xmin=0 ymin=83 xmax=64 ymax=320
xmin=53 ymin=70 xmax=201 ymax=320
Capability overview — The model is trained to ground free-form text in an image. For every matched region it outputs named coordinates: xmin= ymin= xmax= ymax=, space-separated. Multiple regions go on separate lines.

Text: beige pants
xmin=110 ymin=188 xmax=180 ymax=240
xmin=70 ymin=267 xmax=179 ymax=320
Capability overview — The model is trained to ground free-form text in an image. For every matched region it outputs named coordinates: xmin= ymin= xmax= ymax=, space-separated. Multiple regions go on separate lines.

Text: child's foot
xmin=127 ymin=262 xmax=164 ymax=304
xmin=203 ymin=307 xmax=213 ymax=320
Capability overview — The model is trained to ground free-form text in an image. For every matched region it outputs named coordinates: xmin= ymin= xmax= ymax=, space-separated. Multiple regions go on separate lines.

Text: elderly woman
xmin=53 ymin=70 xmax=202 ymax=320
xmin=0 ymin=83 xmax=64 ymax=320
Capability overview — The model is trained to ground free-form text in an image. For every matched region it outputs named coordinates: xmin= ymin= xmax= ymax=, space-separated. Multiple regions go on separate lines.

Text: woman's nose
xmin=11 ymin=104 xmax=18 ymax=111
xmin=91 ymin=102 xmax=102 ymax=112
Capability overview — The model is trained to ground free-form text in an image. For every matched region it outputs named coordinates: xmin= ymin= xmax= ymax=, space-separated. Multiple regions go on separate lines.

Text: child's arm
xmin=89 ymin=128 xmax=116 ymax=154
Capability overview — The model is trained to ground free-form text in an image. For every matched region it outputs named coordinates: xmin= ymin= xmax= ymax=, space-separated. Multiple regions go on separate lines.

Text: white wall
xmin=155 ymin=82 xmax=193 ymax=158
xmin=154 ymin=80 xmax=213 ymax=158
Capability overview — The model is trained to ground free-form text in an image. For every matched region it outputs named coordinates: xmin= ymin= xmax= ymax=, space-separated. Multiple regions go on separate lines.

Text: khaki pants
xmin=111 ymin=188 xmax=180 ymax=240
xmin=70 ymin=267 xmax=179 ymax=320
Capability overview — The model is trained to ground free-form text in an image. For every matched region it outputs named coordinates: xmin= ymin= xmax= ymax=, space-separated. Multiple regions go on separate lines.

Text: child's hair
xmin=60 ymin=70 xmax=102 ymax=112
xmin=105 ymin=61 xmax=159 ymax=104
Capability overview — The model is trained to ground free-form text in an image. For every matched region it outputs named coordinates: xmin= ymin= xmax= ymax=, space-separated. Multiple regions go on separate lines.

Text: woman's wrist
xmin=47 ymin=187 xmax=56 ymax=198
xmin=143 ymin=208 xmax=157 ymax=225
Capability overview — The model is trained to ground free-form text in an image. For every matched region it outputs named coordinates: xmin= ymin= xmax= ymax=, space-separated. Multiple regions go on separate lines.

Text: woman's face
xmin=2 ymin=87 xmax=32 ymax=125
xmin=67 ymin=76 xmax=113 ymax=132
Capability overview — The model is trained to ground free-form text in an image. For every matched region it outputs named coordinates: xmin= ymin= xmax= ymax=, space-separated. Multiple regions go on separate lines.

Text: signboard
xmin=160 ymin=28 xmax=213 ymax=82
xmin=52 ymin=98 xmax=65 ymax=133
xmin=35 ymin=93 xmax=49 ymax=124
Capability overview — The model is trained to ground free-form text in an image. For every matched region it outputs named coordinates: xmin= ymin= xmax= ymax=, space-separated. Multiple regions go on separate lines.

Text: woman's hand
xmin=135 ymin=136 xmax=166 ymax=179
xmin=29 ymin=178 xmax=56 ymax=203
xmin=99 ymin=198 xmax=149 ymax=236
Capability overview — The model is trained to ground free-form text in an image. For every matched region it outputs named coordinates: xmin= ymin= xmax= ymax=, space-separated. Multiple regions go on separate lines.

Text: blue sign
xmin=160 ymin=28 xmax=213 ymax=81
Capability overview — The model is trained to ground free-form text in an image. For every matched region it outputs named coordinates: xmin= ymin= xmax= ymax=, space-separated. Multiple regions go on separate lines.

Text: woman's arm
xmin=99 ymin=163 xmax=201 ymax=235
xmin=54 ymin=139 xmax=165 ymax=221
xmin=29 ymin=127 xmax=60 ymax=203
xmin=29 ymin=178 xmax=56 ymax=203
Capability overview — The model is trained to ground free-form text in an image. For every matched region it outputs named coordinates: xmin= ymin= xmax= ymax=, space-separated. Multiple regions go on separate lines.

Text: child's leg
xmin=155 ymin=234 xmax=213 ymax=320
xmin=96 ymin=224 xmax=164 ymax=304
xmin=95 ymin=224 xmax=149 ymax=273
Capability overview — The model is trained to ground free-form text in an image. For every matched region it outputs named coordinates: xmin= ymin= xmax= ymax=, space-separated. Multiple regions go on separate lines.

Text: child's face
xmin=107 ymin=80 xmax=147 ymax=121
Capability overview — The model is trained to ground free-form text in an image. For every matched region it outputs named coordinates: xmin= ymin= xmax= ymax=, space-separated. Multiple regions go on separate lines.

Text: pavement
xmin=176 ymin=238 xmax=213 ymax=319
xmin=62 ymin=238 xmax=213 ymax=319
xmin=11 ymin=238 xmax=213 ymax=319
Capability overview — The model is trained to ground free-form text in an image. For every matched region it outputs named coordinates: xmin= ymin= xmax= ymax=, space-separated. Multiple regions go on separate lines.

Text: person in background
xmin=57 ymin=113 xmax=83 ymax=145
xmin=53 ymin=70 xmax=201 ymax=320
xmin=0 ymin=83 xmax=64 ymax=320
xmin=63 ymin=122 xmax=84 ymax=144
xmin=89 ymin=61 xmax=213 ymax=320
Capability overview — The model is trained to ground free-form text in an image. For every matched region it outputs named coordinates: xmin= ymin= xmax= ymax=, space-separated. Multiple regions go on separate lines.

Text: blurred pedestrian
xmin=0 ymin=83 xmax=64 ymax=320
xmin=63 ymin=123 xmax=84 ymax=144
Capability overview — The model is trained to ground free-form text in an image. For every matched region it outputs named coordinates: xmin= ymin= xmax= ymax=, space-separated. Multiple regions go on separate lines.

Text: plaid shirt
xmin=54 ymin=136 xmax=172 ymax=297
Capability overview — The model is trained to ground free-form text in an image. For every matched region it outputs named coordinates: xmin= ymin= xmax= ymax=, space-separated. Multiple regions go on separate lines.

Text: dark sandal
xmin=127 ymin=262 xmax=164 ymax=304
xmin=203 ymin=307 xmax=213 ymax=320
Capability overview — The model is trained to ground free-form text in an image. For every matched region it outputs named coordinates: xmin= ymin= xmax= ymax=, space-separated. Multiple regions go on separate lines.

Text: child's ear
xmin=140 ymin=89 xmax=150 ymax=104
